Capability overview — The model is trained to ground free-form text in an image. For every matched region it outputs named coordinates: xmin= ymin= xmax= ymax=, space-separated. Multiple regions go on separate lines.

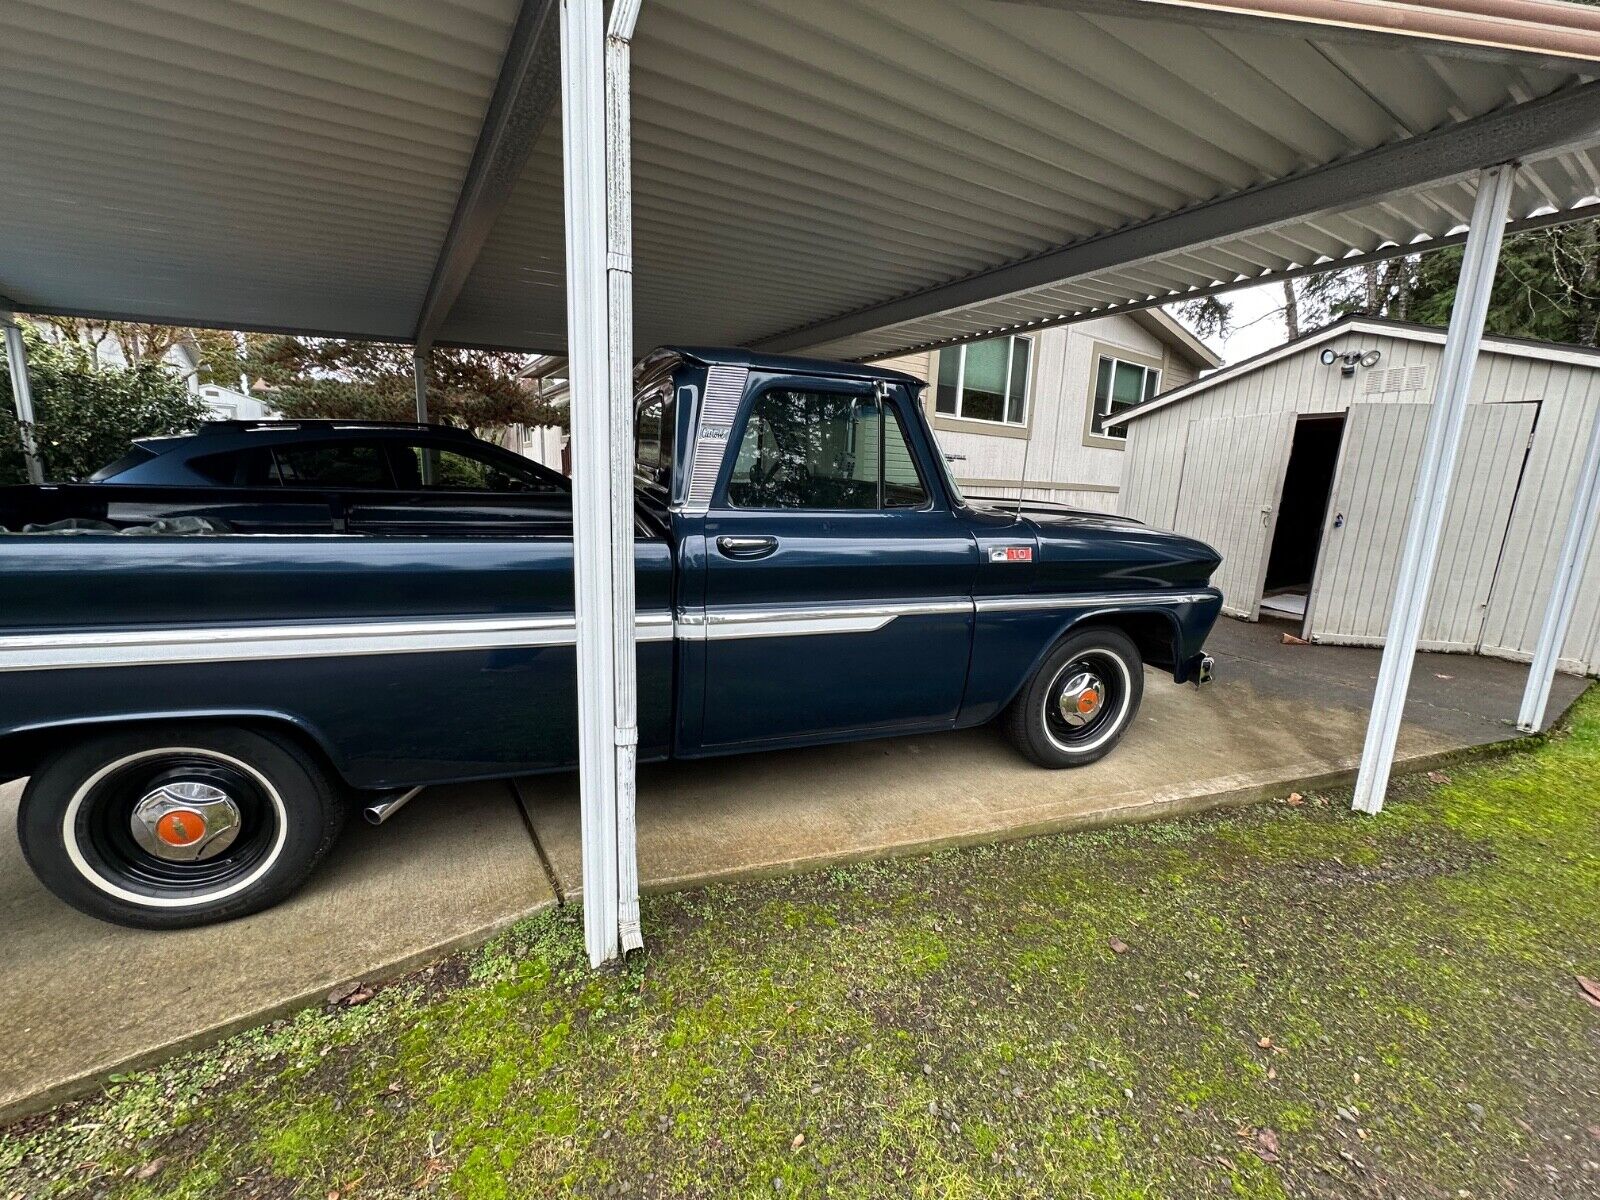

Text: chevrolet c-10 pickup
xmin=0 ymin=347 xmax=1222 ymax=928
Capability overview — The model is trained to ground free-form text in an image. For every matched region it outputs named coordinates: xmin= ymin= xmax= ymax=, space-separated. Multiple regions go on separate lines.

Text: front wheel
xmin=1003 ymin=627 xmax=1144 ymax=768
xmin=18 ymin=725 xmax=345 ymax=929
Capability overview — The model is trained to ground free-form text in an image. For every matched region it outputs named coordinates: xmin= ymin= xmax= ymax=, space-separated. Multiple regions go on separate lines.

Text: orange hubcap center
xmin=155 ymin=809 xmax=208 ymax=847
xmin=1077 ymin=690 xmax=1100 ymax=714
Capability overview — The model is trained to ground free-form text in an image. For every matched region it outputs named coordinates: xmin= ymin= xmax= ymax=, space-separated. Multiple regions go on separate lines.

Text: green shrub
xmin=1 ymin=322 xmax=209 ymax=484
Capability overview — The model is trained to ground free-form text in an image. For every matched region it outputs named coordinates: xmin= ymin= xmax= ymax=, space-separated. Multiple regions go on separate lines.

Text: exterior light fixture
xmin=1320 ymin=346 xmax=1383 ymax=377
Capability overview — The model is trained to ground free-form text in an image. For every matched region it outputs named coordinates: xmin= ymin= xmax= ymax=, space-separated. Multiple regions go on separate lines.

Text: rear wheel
xmin=1004 ymin=627 xmax=1144 ymax=768
xmin=17 ymin=725 xmax=345 ymax=929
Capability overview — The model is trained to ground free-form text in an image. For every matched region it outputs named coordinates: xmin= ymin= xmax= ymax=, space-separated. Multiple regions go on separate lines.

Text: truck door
xmin=693 ymin=378 xmax=976 ymax=749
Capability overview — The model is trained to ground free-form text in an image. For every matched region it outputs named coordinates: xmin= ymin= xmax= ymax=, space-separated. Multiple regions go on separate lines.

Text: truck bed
xmin=0 ymin=483 xmax=578 ymax=537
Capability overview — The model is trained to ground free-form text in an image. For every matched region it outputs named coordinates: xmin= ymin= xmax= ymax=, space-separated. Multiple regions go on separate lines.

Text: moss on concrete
xmin=6 ymin=689 xmax=1600 ymax=1198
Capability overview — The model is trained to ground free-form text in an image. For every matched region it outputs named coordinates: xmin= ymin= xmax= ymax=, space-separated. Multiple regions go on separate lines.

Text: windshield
xmin=918 ymin=384 xmax=965 ymax=505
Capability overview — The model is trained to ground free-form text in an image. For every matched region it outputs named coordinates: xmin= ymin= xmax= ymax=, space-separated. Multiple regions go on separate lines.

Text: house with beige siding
xmin=874 ymin=309 xmax=1218 ymax=513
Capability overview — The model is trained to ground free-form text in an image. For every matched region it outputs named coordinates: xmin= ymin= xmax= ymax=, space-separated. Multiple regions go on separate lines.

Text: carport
xmin=5 ymin=0 xmax=1600 ymax=967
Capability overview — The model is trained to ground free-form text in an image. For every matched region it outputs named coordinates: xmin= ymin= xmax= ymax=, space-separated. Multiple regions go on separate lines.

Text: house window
xmin=934 ymin=335 xmax=1031 ymax=426
xmin=1092 ymin=356 xmax=1160 ymax=438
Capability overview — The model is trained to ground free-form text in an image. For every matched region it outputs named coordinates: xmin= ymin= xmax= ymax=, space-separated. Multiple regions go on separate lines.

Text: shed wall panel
xmin=1171 ymin=410 xmax=1296 ymax=618
xmin=1304 ymin=402 xmax=1534 ymax=650
xmin=1480 ymin=384 xmax=1600 ymax=672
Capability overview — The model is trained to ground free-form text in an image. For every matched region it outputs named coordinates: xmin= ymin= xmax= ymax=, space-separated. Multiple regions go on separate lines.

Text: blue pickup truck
xmin=1 ymin=348 xmax=1221 ymax=928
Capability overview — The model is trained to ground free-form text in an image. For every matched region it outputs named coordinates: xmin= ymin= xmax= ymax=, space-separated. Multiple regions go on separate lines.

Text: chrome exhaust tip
xmin=362 ymin=786 xmax=424 ymax=826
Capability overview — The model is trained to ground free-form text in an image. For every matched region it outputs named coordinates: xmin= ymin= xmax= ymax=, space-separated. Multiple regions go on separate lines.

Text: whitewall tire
xmin=18 ymin=724 xmax=345 ymax=929
xmin=1004 ymin=627 xmax=1144 ymax=768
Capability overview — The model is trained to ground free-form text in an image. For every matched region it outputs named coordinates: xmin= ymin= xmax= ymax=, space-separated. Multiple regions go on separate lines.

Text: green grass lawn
xmin=7 ymin=692 xmax=1600 ymax=1200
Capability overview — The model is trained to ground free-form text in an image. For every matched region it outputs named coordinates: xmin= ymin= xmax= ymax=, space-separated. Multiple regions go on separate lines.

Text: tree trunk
xmin=1281 ymin=279 xmax=1301 ymax=340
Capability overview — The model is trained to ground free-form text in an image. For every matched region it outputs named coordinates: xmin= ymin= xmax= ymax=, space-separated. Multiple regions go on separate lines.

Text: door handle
xmin=717 ymin=535 xmax=778 ymax=559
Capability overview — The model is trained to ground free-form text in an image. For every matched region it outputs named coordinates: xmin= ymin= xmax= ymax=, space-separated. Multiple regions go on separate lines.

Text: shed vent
xmin=1364 ymin=364 xmax=1429 ymax=394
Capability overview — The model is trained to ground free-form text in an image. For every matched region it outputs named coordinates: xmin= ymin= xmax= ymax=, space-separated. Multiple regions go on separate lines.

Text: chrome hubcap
xmin=129 ymin=781 xmax=242 ymax=862
xmin=1056 ymin=671 xmax=1105 ymax=728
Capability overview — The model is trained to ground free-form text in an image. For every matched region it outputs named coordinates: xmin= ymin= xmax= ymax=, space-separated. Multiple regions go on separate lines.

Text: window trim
xmin=717 ymin=382 xmax=934 ymax=513
xmin=1083 ymin=343 xmax=1165 ymax=449
xmin=931 ymin=335 xmax=1034 ymax=429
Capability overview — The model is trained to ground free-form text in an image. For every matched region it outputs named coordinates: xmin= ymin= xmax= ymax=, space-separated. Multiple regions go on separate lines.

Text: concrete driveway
xmin=0 ymin=619 xmax=1586 ymax=1119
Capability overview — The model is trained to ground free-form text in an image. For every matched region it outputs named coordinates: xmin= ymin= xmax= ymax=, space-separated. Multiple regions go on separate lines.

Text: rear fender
xmin=0 ymin=709 xmax=350 ymax=788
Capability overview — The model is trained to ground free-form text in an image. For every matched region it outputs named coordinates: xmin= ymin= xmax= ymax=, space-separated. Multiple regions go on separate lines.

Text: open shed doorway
xmin=1261 ymin=414 xmax=1346 ymax=623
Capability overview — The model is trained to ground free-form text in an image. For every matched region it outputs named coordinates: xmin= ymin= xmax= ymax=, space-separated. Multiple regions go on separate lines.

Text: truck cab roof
xmin=664 ymin=346 xmax=922 ymax=387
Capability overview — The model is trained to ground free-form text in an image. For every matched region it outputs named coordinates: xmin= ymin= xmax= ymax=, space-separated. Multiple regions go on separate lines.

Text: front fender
xmin=956 ymin=591 xmax=1221 ymax=726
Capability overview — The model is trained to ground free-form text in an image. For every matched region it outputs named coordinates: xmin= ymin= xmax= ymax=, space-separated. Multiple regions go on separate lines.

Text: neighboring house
xmin=162 ymin=341 xmax=278 ymax=422
xmin=1108 ymin=314 xmax=1600 ymax=677
xmin=504 ymin=422 xmax=568 ymax=474
xmin=873 ymin=308 xmax=1218 ymax=513
xmin=41 ymin=327 xmax=279 ymax=422
xmin=193 ymin=381 xmax=277 ymax=422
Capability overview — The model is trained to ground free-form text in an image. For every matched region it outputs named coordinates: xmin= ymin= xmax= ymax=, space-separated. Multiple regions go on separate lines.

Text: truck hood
xmin=966 ymin=497 xmax=1143 ymax=529
xmin=966 ymin=499 xmax=1221 ymax=590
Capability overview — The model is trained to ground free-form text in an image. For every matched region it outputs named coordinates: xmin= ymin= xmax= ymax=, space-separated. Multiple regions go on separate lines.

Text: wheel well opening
xmin=1080 ymin=612 xmax=1179 ymax=672
xmin=0 ymin=716 xmax=345 ymax=790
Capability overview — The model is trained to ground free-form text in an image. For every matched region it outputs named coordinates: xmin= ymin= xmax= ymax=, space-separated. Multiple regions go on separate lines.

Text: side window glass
xmin=187 ymin=451 xmax=242 ymax=485
xmin=726 ymin=390 xmax=878 ymax=509
xmin=406 ymin=444 xmax=548 ymax=492
xmin=725 ymin=390 xmax=925 ymax=510
xmin=271 ymin=443 xmax=392 ymax=488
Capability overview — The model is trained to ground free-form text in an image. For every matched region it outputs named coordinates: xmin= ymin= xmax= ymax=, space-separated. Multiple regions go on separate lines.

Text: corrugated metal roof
xmin=2 ymin=0 xmax=1599 ymax=358
xmin=0 ymin=0 xmax=523 ymax=338
xmin=793 ymin=149 xmax=1600 ymax=361
xmin=440 ymin=0 xmax=1600 ymax=357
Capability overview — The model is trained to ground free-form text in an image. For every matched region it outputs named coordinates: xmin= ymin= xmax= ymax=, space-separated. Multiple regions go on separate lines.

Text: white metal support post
xmin=561 ymin=0 xmax=641 ymax=965
xmin=412 ymin=349 xmax=431 ymax=423
xmin=2 ymin=311 xmax=45 ymax=484
xmin=1516 ymin=406 xmax=1600 ymax=732
xmin=606 ymin=0 xmax=644 ymax=954
xmin=1350 ymin=163 xmax=1517 ymax=815
xmin=412 ymin=348 xmax=434 ymax=484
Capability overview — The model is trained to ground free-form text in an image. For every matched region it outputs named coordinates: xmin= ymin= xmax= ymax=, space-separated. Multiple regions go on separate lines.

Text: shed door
xmin=1171 ymin=411 xmax=1297 ymax=619
xmin=1305 ymin=402 xmax=1536 ymax=650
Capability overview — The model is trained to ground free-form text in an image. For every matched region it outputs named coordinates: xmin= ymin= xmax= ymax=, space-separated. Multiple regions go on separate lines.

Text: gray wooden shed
xmin=1109 ymin=315 xmax=1600 ymax=676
